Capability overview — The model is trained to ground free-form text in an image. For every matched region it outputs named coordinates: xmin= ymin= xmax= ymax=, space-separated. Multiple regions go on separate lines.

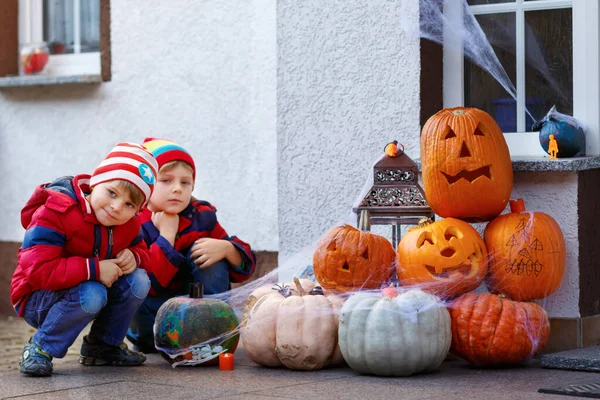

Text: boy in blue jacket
xmin=126 ymin=138 xmax=256 ymax=352
xmin=10 ymin=143 xmax=159 ymax=376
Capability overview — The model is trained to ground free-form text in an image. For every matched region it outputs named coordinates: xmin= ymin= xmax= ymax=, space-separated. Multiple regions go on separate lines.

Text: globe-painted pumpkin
xmin=241 ymin=278 xmax=344 ymax=370
xmin=421 ymin=107 xmax=513 ymax=222
xmin=484 ymin=198 xmax=566 ymax=301
xmin=313 ymin=224 xmax=396 ymax=291
xmin=338 ymin=287 xmax=451 ymax=376
xmin=154 ymin=284 xmax=239 ymax=366
xmin=397 ymin=218 xmax=488 ymax=299
xmin=449 ymin=292 xmax=550 ymax=366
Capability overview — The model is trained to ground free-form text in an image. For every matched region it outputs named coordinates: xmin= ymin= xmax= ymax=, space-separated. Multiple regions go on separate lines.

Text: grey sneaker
xmin=20 ymin=338 xmax=53 ymax=377
xmin=79 ymin=335 xmax=146 ymax=366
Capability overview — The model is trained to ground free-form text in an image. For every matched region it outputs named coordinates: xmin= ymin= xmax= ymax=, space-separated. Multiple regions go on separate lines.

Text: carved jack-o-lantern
xmin=421 ymin=107 xmax=513 ymax=222
xmin=397 ymin=218 xmax=488 ymax=299
xmin=313 ymin=225 xmax=396 ymax=291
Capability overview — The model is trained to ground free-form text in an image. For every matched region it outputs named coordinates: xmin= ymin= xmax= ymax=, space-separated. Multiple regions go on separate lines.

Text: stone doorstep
xmin=541 ymin=345 xmax=600 ymax=372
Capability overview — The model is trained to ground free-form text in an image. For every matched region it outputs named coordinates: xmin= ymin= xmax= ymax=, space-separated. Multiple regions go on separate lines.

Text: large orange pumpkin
xmin=421 ymin=107 xmax=513 ymax=222
xmin=449 ymin=292 xmax=550 ymax=366
xmin=397 ymin=218 xmax=487 ymax=299
xmin=313 ymin=225 xmax=396 ymax=291
xmin=484 ymin=198 xmax=566 ymax=301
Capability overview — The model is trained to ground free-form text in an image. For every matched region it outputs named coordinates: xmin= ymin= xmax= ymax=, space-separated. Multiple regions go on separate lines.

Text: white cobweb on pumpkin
xmin=154 ymin=0 xmax=564 ymax=367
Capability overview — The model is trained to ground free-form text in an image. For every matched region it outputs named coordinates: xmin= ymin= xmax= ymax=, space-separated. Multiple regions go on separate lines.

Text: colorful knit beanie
xmin=90 ymin=142 xmax=159 ymax=206
xmin=142 ymin=138 xmax=196 ymax=180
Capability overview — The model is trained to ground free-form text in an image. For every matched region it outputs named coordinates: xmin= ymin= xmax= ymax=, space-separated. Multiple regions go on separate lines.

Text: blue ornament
xmin=532 ymin=106 xmax=585 ymax=158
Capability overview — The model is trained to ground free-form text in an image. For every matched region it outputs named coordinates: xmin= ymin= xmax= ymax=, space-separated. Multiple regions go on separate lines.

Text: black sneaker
xmin=20 ymin=338 xmax=53 ymax=377
xmin=79 ymin=335 xmax=146 ymax=366
xmin=125 ymin=333 xmax=158 ymax=354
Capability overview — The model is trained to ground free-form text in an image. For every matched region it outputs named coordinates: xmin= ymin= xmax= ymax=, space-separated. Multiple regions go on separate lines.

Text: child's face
xmin=89 ymin=181 xmax=139 ymax=226
xmin=148 ymin=164 xmax=194 ymax=214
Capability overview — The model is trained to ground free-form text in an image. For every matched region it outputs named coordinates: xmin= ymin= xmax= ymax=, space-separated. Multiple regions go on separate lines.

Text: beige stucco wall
xmin=0 ymin=0 xmax=278 ymax=251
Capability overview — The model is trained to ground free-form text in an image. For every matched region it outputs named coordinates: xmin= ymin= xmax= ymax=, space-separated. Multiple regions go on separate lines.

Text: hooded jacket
xmin=139 ymin=199 xmax=256 ymax=296
xmin=10 ymin=175 xmax=152 ymax=315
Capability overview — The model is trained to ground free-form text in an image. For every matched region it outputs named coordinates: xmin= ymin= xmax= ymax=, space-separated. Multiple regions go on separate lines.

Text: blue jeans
xmin=127 ymin=260 xmax=229 ymax=349
xmin=22 ymin=268 xmax=150 ymax=358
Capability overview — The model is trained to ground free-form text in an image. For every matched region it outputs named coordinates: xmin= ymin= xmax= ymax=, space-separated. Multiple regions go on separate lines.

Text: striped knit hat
xmin=90 ymin=142 xmax=159 ymax=206
xmin=142 ymin=138 xmax=196 ymax=180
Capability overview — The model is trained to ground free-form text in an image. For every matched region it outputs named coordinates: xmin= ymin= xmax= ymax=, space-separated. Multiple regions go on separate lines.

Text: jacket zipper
xmin=105 ymin=227 xmax=113 ymax=259
xmin=93 ymin=225 xmax=101 ymax=258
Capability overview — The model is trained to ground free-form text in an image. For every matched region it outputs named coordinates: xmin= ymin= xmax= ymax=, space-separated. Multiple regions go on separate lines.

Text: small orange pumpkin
xmin=421 ymin=107 xmax=513 ymax=222
xmin=313 ymin=224 xmax=396 ymax=291
xmin=449 ymin=292 xmax=550 ymax=366
xmin=484 ymin=198 xmax=566 ymax=301
xmin=397 ymin=218 xmax=487 ymax=299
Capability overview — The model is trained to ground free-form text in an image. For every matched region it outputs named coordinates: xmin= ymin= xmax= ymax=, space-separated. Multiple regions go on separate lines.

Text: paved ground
xmin=0 ymin=316 xmax=598 ymax=399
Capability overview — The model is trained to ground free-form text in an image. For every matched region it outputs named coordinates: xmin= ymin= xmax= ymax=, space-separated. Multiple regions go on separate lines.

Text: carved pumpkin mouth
xmin=425 ymin=254 xmax=478 ymax=279
xmin=441 ymin=165 xmax=491 ymax=184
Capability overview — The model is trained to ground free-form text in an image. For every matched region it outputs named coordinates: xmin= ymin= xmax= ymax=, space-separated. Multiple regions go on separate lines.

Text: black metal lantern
xmin=352 ymin=142 xmax=434 ymax=248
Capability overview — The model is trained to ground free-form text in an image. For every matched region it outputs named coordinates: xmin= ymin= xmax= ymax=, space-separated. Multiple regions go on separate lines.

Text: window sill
xmin=415 ymin=156 xmax=600 ymax=172
xmin=0 ymin=74 xmax=101 ymax=88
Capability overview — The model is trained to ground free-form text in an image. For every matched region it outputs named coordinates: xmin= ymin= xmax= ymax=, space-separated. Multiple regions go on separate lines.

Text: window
xmin=443 ymin=0 xmax=599 ymax=157
xmin=18 ymin=0 xmax=103 ymax=77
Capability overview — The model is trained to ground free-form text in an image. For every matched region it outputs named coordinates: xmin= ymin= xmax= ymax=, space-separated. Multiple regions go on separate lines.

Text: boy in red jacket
xmin=126 ymin=138 xmax=256 ymax=352
xmin=10 ymin=142 xmax=159 ymax=377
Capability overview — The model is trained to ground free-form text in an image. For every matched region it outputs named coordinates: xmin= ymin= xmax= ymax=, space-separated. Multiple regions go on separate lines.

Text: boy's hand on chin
xmin=99 ymin=260 xmax=123 ymax=287
xmin=152 ymin=211 xmax=179 ymax=245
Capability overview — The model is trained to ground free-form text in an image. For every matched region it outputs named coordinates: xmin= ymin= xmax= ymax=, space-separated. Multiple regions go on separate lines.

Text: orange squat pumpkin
xmin=397 ymin=218 xmax=487 ymax=299
xmin=421 ymin=107 xmax=513 ymax=222
xmin=313 ymin=225 xmax=396 ymax=291
xmin=484 ymin=198 xmax=566 ymax=301
xmin=449 ymin=292 xmax=550 ymax=366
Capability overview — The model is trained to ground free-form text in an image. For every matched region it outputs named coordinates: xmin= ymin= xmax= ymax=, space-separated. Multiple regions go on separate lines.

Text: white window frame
xmin=18 ymin=0 xmax=101 ymax=77
xmin=443 ymin=0 xmax=599 ymax=158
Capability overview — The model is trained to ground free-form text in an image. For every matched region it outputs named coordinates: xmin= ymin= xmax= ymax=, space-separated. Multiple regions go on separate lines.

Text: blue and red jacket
xmin=139 ymin=199 xmax=256 ymax=297
xmin=10 ymin=175 xmax=152 ymax=316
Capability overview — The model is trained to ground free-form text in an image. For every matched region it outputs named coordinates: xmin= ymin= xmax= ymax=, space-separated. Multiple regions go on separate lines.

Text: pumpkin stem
xmin=452 ymin=109 xmax=467 ymax=116
xmin=358 ymin=210 xmax=371 ymax=231
xmin=510 ymin=198 xmax=526 ymax=213
xmin=417 ymin=218 xmax=434 ymax=228
xmin=293 ymin=277 xmax=306 ymax=296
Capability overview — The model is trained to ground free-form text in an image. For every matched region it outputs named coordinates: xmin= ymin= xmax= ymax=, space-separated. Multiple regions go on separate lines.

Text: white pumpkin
xmin=338 ymin=287 xmax=450 ymax=376
xmin=241 ymin=278 xmax=344 ymax=370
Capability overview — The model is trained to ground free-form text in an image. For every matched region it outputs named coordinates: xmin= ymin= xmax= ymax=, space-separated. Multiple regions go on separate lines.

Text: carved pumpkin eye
xmin=417 ymin=231 xmax=434 ymax=248
xmin=444 ymin=128 xmax=457 ymax=139
xmin=444 ymin=226 xmax=462 ymax=241
xmin=474 ymin=124 xmax=485 ymax=136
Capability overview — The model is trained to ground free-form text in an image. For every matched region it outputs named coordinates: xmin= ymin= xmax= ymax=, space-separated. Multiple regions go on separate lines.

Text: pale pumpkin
xmin=484 ymin=198 xmax=566 ymax=301
xmin=397 ymin=218 xmax=488 ymax=299
xmin=241 ymin=278 xmax=344 ymax=370
xmin=338 ymin=287 xmax=451 ymax=376
xmin=421 ymin=107 xmax=513 ymax=222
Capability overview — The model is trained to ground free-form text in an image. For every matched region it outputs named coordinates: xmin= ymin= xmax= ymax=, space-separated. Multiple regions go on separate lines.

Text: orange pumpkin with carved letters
xmin=421 ymin=107 xmax=513 ymax=222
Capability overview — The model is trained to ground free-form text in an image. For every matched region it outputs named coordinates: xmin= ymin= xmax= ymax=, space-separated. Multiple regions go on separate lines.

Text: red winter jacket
xmin=139 ymin=199 xmax=256 ymax=296
xmin=10 ymin=175 xmax=152 ymax=316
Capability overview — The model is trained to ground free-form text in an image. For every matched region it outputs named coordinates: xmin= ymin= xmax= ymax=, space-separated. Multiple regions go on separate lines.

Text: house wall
xmin=0 ymin=0 xmax=278 ymax=251
xmin=277 ymin=0 xmax=580 ymax=318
